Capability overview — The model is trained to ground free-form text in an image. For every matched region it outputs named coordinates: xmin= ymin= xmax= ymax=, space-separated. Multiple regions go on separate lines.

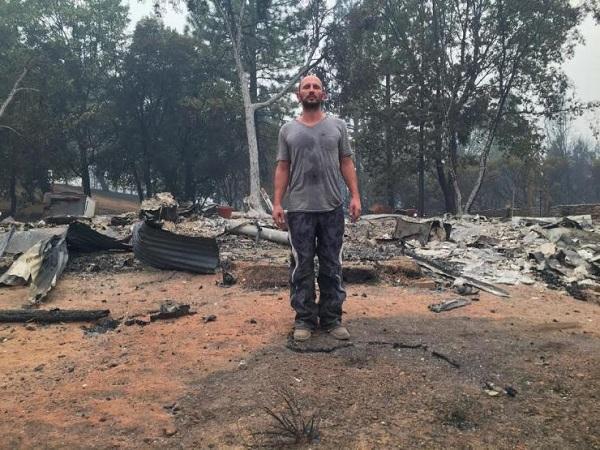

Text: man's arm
xmin=340 ymin=155 xmax=361 ymax=222
xmin=272 ymin=160 xmax=290 ymax=229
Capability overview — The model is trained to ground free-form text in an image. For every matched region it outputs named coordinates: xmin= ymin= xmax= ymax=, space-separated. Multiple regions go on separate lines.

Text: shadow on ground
xmin=170 ymin=315 xmax=600 ymax=449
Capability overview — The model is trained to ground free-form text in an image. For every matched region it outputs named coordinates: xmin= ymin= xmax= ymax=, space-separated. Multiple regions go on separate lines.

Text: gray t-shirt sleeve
xmin=276 ymin=125 xmax=290 ymax=161
xmin=338 ymin=120 xmax=353 ymax=158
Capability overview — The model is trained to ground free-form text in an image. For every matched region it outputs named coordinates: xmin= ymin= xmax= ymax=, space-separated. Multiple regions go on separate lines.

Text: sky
xmin=125 ymin=0 xmax=187 ymax=32
xmin=125 ymin=0 xmax=600 ymax=141
xmin=563 ymin=16 xmax=600 ymax=141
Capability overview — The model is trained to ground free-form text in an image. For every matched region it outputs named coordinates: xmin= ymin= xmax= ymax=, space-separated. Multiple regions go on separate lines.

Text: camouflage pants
xmin=287 ymin=205 xmax=346 ymax=330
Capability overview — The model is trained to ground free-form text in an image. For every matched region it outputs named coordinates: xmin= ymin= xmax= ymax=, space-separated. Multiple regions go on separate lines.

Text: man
xmin=272 ymin=74 xmax=361 ymax=342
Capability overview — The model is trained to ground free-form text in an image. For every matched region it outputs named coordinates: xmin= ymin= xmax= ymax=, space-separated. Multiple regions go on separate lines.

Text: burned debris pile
xmin=1 ymin=191 xmax=600 ymax=318
xmin=0 ymin=193 xmax=224 ymax=306
xmin=346 ymin=213 xmax=600 ymax=303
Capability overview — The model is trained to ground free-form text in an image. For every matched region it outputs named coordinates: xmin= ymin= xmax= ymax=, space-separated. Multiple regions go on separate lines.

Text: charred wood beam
xmin=0 ymin=309 xmax=110 ymax=323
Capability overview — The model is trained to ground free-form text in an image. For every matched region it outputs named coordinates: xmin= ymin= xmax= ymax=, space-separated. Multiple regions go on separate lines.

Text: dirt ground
xmin=0 ymin=250 xmax=599 ymax=449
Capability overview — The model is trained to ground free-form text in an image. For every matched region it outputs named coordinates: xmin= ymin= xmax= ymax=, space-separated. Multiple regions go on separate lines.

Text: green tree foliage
xmin=110 ymin=17 xmax=248 ymax=203
xmin=25 ymin=0 xmax=129 ymax=196
xmin=328 ymin=0 xmax=597 ymax=214
xmin=0 ymin=0 xmax=68 ymax=214
xmin=2 ymin=0 xmax=600 ymax=217
xmin=187 ymin=0 xmax=326 ymax=210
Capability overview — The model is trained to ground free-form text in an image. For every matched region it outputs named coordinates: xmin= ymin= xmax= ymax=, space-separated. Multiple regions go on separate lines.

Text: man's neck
xmin=298 ymin=109 xmax=325 ymax=125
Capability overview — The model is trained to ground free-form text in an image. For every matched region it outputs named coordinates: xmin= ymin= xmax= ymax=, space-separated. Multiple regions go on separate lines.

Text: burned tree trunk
xmin=143 ymin=159 xmax=152 ymax=199
xmin=9 ymin=171 xmax=17 ymax=217
xmin=240 ymin=74 xmax=262 ymax=210
xmin=464 ymin=64 xmax=518 ymax=213
xmin=435 ymin=156 xmax=456 ymax=214
xmin=384 ymin=74 xmax=395 ymax=209
xmin=447 ymin=131 xmax=463 ymax=215
xmin=183 ymin=150 xmax=195 ymax=201
xmin=131 ymin=163 xmax=144 ymax=202
xmin=78 ymin=143 xmax=92 ymax=197
xmin=417 ymin=122 xmax=425 ymax=217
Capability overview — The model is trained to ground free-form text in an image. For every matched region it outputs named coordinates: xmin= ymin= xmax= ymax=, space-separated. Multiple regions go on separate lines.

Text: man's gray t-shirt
xmin=277 ymin=116 xmax=353 ymax=212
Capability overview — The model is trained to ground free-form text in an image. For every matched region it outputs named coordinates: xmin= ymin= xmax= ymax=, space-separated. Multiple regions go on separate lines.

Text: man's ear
xmin=321 ymin=91 xmax=328 ymax=101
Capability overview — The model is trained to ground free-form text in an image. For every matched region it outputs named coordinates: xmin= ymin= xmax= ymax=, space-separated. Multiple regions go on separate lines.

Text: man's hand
xmin=272 ymin=161 xmax=290 ymax=229
xmin=349 ymin=196 xmax=361 ymax=223
xmin=340 ymin=156 xmax=361 ymax=223
xmin=272 ymin=204 xmax=287 ymax=229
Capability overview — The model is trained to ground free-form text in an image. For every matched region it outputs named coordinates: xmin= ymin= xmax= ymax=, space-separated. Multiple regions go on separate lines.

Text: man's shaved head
xmin=297 ymin=74 xmax=326 ymax=111
xmin=298 ymin=74 xmax=323 ymax=92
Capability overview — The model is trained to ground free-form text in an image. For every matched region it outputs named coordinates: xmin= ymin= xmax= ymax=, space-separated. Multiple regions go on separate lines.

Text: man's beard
xmin=301 ymin=99 xmax=322 ymax=111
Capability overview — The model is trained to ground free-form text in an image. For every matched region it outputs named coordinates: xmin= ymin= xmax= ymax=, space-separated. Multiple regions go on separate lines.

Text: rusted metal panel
xmin=132 ymin=221 xmax=219 ymax=274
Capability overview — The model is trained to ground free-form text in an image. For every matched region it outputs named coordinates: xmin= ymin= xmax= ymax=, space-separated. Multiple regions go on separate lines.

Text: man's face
xmin=297 ymin=76 xmax=326 ymax=110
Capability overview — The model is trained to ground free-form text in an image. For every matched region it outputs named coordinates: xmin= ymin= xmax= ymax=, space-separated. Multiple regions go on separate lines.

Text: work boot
xmin=329 ymin=326 xmax=350 ymax=340
xmin=293 ymin=328 xmax=311 ymax=342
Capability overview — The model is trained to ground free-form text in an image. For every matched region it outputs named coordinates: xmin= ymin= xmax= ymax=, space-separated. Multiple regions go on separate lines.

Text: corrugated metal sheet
xmin=0 ymin=231 xmax=69 ymax=304
xmin=0 ymin=226 xmax=15 ymax=258
xmin=66 ymin=222 xmax=131 ymax=252
xmin=1 ymin=227 xmax=66 ymax=254
xmin=132 ymin=221 xmax=219 ymax=274
xmin=30 ymin=233 xmax=69 ymax=304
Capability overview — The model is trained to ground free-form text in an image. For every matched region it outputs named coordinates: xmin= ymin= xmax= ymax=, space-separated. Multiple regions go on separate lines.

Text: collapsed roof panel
xmin=0 ymin=222 xmax=129 ymax=256
xmin=66 ymin=222 xmax=131 ymax=253
xmin=1 ymin=227 xmax=66 ymax=255
xmin=0 ymin=231 xmax=69 ymax=304
xmin=132 ymin=221 xmax=219 ymax=274
xmin=0 ymin=222 xmax=131 ymax=303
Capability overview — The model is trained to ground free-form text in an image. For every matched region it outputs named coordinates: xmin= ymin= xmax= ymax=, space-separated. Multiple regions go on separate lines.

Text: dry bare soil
xmin=0 ymin=252 xmax=599 ymax=449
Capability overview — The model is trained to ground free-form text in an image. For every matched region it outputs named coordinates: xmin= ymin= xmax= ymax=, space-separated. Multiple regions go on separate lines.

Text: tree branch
xmin=504 ymin=102 xmax=600 ymax=117
xmin=0 ymin=67 xmax=29 ymax=119
xmin=251 ymin=0 xmax=327 ymax=110
xmin=14 ymin=87 xmax=39 ymax=94
xmin=0 ymin=125 xmax=22 ymax=136
xmin=253 ymin=54 xmax=323 ymax=110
